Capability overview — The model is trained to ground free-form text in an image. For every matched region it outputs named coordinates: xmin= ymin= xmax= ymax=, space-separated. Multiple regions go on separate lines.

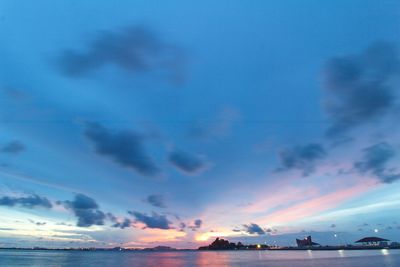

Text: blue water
xmin=0 ymin=249 xmax=399 ymax=266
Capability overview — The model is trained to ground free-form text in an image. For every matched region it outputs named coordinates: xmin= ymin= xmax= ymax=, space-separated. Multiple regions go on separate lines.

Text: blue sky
xmin=0 ymin=0 xmax=400 ymax=248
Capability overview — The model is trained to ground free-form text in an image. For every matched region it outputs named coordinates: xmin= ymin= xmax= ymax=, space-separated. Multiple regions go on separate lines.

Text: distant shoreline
xmin=1 ymin=246 xmax=399 ymax=252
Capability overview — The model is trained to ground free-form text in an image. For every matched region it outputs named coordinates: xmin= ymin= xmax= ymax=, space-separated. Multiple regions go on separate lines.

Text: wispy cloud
xmin=187 ymin=107 xmax=240 ymax=140
xmin=261 ymin=183 xmax=373 ymax=225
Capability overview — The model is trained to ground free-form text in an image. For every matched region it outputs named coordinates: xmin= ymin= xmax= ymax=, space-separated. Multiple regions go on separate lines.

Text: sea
xmin=0 ymin=249 xmax=399 ymax=267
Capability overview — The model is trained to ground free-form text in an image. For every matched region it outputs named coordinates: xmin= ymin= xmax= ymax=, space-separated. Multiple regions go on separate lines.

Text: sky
xmin=0 ymin=0 xmax=400 ymax=249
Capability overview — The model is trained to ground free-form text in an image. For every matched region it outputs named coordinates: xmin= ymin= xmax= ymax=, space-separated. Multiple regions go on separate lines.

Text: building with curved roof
xmin=355 ymin=237 xmax=389 ymax=246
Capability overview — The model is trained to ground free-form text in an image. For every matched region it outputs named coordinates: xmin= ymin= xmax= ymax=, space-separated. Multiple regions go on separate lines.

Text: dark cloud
xmin=84 ymin=122 xmax=159 ymax=176
xmin=112 ymin=218 xmax=132 ymax=229
xmin=330 ymin=224 xmax=336 ymax=228
xmin=243 ymin=223 xmax=266 ymax=235
xmin=60 ymin=194 xmax=106 ymax=227
xmin=128 ymin=211 xmax=172 ymax=230
xmin=107 ymin=213 xmax=132 ymax=229
xmin=1 ymin=141 xmax=25 ymax=154
xmin=56 ymin=26 xmax=185 ymax=84
xmin=28 ymin=219 xmax=46 ymax=226
xmin=188 ymin=219 xmax=202 ymax=231
xmin=168 ymin=149 xmax=208 ymax=175
xmin=354 ymin=142 xmax=400 ymax=183
xmin=146 ymin=194 xmax=166 ymax=208
xmin=266 ymin=228 xmax=278 ymax=234
xmin=277 ymin=143 xmax=326 ymax=176
xmin=194 ymin=219 xmax=202 ymax=228
xmin=323 ymin=42 xmax=400 ymax=137
xmin=179 ymin=222 xmax=186 ymax=231
xmin=0 ymin=194 xmax=52 ymax=209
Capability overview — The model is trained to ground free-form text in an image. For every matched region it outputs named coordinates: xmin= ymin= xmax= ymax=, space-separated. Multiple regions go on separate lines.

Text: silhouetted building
xmin=355 ymin=237 xmax=389 ymax=246
xmin=198 ymin=238 xmax=237 ymax=250
xmin=296 ymin=236 xmax=320 ymax=248
xmin=198 ymin=238 xmax=267 ymax=250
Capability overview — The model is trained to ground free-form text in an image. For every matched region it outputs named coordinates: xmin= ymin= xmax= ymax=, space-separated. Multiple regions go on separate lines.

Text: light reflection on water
xmin=0 ymin=249 xmax=399 ymax=267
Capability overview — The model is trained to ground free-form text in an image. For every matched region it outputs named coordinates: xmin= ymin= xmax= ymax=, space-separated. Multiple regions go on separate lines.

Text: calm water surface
xmin=0 ymin=249 xmax=399 ymax=267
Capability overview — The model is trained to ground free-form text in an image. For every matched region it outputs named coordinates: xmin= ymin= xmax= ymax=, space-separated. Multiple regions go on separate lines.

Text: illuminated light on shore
xmin=257 ymin=244 xmax=261 ymax=249
xmin=381 ymin=249 xmax=389 ymax=256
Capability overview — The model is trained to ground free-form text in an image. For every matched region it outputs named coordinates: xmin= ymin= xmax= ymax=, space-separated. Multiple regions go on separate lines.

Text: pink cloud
xmin=261 ymin=182 xmax=374 ymax=225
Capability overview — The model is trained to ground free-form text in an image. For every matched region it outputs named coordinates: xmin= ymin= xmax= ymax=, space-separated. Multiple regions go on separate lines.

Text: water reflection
xmin=130 ymin=252 xmax=187 ymax=267
xmin=307 ymin=249 xmax=313 ymax=259
xmin=1 ymin=249 xmax=400 ymax=267
xmin=195 ymin=251 xmax=231 ymax=267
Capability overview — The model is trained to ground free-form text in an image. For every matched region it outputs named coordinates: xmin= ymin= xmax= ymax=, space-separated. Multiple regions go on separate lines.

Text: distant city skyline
xmin=0 ymin=0 xmax=399 ymax=249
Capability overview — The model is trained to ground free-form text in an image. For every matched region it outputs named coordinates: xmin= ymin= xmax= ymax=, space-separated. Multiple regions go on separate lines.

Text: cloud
xmin=330 ymin=224 xmax=336 ymax=228
xmin=277 ymin=143 xmax=326 ymax=176
xmin=243 ymin=223 xmax=266 ymax=235
xmin=323 ymin=42 xmax=400 ymax=137
xmin=128 ymin=211 xmax=172 ymax=230
xmin=28 ymin=219 xmax=46 ymax=226
xmin=56 ymin=222 xmax=73 ymax=227
xmin=266 ymin=228 xmax=278 ymax=234
xmin=194 ymin=219 xmax=202 ymax=228
xmin=1 ymin=141 xmax=25 ymax=154
xmin=56 ymin=26 xmax=185 ymax=84
xmin=0 ymin=194 xmax=52 ymax=209
xmin=146 ymin=194 xmax=166 ymax=208
xmin=354 ymin=142 xmax=400 ymax=183
xmin=187 ymin=107 xmax=240 ymax=140
xmin=112 ymin=218 xmax=132 ymax=229
xmin=168 ymin=149 xmax=208 ymax=175
xmin=0 ymin=227 xmax=15 ymax=231
xmin=84 ymin=122 xmax=159 ymax=176
xmin=106 ymin=213 xmax=132 ymax=229
xmin=59 ymin=194 xmax=106 ymax=227
xmin=188 ymin=219 xmax=202 ymax=231
xmin=179 ymin=222 xmax=186 ymax=231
